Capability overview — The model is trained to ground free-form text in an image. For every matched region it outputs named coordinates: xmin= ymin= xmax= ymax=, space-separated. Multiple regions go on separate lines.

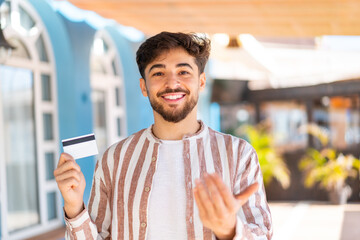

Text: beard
xmin=148 ymin=87 xmax=198 ymax=123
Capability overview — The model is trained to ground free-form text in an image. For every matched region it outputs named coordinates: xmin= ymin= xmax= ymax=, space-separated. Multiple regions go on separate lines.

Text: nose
xmin=165 ymin=72 xmax=180 ymax=88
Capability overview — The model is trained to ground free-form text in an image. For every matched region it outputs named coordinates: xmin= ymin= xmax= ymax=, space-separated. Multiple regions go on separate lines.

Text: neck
xmin=152 ymin=109 xmax=200 ymax=140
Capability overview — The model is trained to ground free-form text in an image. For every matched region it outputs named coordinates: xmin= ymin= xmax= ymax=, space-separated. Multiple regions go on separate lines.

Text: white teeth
xmin=163 ymin=94 xmax=183 ymax=100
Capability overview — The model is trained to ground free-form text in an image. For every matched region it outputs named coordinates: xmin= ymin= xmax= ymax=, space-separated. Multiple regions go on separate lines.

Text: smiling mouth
xmin=161 ymin=93 xmax=186 ymax=101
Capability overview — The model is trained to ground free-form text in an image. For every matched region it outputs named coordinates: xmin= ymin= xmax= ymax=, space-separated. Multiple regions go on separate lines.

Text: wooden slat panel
xmin=68 ymin=0 xmax=360 ymax=36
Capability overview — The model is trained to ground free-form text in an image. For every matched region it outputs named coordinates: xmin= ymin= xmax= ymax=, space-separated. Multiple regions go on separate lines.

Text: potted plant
xmin=298 ymin=124 xmax=360 ymax=204
xmin=237 ymin=122 xmax=290 ymax=189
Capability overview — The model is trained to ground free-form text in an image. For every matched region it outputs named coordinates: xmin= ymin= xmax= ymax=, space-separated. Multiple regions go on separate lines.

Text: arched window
xmin=0 ymin=0 xmax=61 ymax=238
xmin=90 ymin=30 xmax=127 ymax=156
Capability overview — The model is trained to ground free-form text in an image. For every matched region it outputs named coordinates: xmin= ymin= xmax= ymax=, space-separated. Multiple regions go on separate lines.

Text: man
xmin=55 ymin=32 xmax=273 ymax=239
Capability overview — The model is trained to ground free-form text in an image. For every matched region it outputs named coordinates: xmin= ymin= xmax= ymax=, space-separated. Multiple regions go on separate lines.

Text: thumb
xmin=235 ymin=182 xmax=259 ymax=205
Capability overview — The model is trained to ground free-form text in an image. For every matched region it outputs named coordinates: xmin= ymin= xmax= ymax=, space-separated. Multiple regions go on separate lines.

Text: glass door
xmin=0 ymin=65 xmax=40 ymax=234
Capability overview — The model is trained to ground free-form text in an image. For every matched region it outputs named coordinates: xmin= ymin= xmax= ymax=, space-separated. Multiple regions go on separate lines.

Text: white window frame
xmin=0 ymin=0 xmax=61 ymax=239
xmin=91 ymin=30 xmax=127 ymax=153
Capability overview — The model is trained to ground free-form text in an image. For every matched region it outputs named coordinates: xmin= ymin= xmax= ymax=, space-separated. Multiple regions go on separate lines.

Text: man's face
xmin=140 ymin=47 xmax=206 ymax=123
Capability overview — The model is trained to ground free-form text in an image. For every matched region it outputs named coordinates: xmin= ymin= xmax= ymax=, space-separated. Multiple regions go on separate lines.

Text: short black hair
xmin=136 ymin=32 xmax=211 ymax=79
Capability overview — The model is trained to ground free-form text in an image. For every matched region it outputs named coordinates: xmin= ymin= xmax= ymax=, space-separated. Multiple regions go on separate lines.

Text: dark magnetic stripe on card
xmin=62 ymin=135 xmax=95 ymax=146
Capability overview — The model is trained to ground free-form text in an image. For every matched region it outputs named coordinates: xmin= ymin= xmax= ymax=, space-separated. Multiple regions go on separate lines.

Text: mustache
xmin=157 ymin=88 xmax=190 ymax=97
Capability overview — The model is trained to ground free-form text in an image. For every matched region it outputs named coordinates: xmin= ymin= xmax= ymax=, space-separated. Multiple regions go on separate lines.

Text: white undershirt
xmin=147 ymin=140 xmax=187 ymax=239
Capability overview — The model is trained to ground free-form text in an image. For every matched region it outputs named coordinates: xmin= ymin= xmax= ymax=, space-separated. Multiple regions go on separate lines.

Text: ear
xmin=139 ymin=78 xmax=148 ymax=97
xmin=199 ymin=72 xmax=206 ymax=92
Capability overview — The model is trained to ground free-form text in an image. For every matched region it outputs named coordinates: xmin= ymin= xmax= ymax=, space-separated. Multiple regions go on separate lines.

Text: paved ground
xmin=270 ymin=201 xmax=360 ymax=240
xmin=27 ymin=201 xmax=360 ymax=240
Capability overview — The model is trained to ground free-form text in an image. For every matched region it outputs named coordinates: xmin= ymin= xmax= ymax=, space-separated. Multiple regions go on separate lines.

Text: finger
xmin=193 ymin=184 xmax=208 ymax=219
xmin=58 ymin=152 xmax=75 ymax=167
xmin=55 ymin=160 xmax=80 ymax=177
xmin=235 ymin=182 xmax=259 ymax=204
xmin=210 ymin=173 xmax=237 ymax=210
xmin=194 ymin=178 xmax=216 ymax=218
xmin=58 ymin=177 xmax=80 ymax=191
xmin=54 ymin=160 xmax=81 ymax=177
xmin=204 ymin=174 xmax=228 ymax=217
xmin=55 ymin=169 xmax=81 ymax=182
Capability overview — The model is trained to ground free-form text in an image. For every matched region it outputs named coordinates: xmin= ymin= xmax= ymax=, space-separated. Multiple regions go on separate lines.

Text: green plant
xmin=237 ymin=123 xmax=290 ymax=189
xmin=298 ymin=124 xmax=360 ymax=192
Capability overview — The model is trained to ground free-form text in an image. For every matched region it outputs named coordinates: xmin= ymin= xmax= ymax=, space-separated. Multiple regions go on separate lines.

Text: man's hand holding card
xmin=54 ymin=133 xmax=99 ymax=219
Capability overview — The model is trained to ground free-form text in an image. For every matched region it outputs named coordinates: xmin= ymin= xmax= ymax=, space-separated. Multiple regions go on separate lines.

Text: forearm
xmin=64 ymin=206 xmax=99 ymax=239
xmin=233 ymin=148 xmax=273 ymax=239
xmin=64 ymin=165 xmax=112 ymax=239
xmin=232 ymin=189 xmax=273 ymax=239
xmin=64 ymin=201 xmax=85 ymax=219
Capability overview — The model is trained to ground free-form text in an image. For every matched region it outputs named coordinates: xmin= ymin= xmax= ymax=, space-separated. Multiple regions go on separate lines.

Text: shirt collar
xmin=145 ymin=120 xmax=207 ymax=143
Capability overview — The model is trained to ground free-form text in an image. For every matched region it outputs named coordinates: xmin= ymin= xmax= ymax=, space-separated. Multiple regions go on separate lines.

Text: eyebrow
xmin=148 ymin=62 xmax=193 ymax=74
xmin=148 ymin=64 xmax=165 ymax=73
xmin=176 ymin=63 xmax=193 ymax=69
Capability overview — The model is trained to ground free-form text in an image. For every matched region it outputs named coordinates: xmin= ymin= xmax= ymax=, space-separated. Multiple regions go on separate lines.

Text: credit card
xmin=62 ymin=133 xmax=99 ymax=160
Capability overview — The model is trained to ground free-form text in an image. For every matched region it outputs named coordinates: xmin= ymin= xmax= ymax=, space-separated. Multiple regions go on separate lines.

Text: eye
xmin=152 ymin=72 xmax=163 ymax=77
xmin=179 ymin=71 xmax=189 ymax=75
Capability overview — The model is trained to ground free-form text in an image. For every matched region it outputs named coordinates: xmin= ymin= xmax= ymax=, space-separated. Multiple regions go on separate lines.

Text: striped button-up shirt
xmin=65 ymin=121 xmax=273 ymax=239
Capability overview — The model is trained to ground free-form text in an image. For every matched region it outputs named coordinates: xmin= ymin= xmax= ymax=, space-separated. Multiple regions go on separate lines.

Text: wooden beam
xmin=247 ymin=79 xmax=360 ymax=102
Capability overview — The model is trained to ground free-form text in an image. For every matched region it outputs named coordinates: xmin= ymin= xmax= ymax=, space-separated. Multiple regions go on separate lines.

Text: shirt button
xmin=187 ymin=153 xmax=190 ymax=159
xmin=144 ymin=186 xmax=150 ymax=192
xmin=152 ymin=157 xmax=156 ymax=162
xmin=141 ymin=222 xmax=147 ymax=228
